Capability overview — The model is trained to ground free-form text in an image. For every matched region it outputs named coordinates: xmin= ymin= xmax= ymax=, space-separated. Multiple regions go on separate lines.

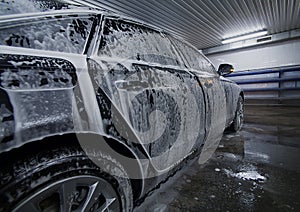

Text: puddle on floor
xmin=135 ymin=106 xmax=300 ymax=211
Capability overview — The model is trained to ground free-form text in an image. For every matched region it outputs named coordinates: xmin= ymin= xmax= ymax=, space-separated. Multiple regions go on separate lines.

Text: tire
xmin=0 ymin=143 xmax=133 ymax=212
xmin=229 ymin=95 xmax=244 ymax=132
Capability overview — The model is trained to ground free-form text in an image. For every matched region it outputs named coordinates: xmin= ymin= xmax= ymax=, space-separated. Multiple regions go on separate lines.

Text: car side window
xmin=0 ymin=16 xmax=94 ymax=54
xmin=98 ymin=18 xmax=182 ymax=67
xmin=170 ymin=36 xmax=216 ymax=74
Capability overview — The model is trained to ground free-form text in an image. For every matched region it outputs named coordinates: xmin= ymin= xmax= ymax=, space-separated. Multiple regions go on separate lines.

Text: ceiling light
xmin=222 ymin=30 xmax=268 ymax=44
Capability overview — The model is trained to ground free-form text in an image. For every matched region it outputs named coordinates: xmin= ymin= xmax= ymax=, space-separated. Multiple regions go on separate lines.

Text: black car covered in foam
xmin=0 ymin=1 xmax=243 ymax=211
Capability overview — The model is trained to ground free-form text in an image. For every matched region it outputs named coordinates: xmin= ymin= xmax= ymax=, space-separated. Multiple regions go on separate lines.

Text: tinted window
xmin=170 ymin=37 xmax=216 ymax=74
xmin=0 ymin=16 xmax=94 ymax=54
xmin=98 ymin=18 xmax=182 ymax=66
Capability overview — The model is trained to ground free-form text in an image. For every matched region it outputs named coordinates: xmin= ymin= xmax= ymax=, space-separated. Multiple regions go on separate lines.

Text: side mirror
xmin=217 ymin=64 xmax=234 ymax=76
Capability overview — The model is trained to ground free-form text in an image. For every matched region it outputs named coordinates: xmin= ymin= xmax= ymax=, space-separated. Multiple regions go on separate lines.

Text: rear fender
xmin=0 ymin=132 xmax=144 ymax=200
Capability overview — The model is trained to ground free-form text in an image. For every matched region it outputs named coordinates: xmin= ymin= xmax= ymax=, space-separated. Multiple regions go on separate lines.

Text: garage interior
xmin=1 ymin=0 xmax=297 ymax=211
xmin=68 ymin=0 xmax=300 ymax=211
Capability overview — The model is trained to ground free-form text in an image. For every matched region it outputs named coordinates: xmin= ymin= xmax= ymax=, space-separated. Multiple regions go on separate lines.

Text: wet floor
xmin=135 ymin=106 xmax=300 ymax=211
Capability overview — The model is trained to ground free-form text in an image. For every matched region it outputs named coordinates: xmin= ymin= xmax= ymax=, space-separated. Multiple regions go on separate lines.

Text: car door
xmin=88 ymin=17 xmax=206 ymax=171
xmin=169 ymin=37 xmax=227 ymax=164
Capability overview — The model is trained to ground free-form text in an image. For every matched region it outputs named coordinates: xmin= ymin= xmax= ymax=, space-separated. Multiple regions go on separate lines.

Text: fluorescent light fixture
xmin=222 ymin=30 xmax=268 ymax=44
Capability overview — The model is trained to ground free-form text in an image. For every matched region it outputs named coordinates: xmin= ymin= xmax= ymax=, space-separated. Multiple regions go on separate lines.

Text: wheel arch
xmin=0 ymin=132 xmax=144 ymax=201
xmin=240 ymin=91 xmax=245 ymax=101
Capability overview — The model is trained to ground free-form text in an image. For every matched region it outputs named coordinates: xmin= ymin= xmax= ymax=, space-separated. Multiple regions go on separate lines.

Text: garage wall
xmin=206 ymin=39 xmax=300 ymax=105
xmin=207 ymin=38 xmax=300 ymax=71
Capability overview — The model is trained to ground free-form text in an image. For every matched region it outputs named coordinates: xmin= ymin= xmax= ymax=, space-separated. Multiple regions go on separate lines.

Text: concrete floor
xmin=135 ymin=106 xmax=300 ymax=211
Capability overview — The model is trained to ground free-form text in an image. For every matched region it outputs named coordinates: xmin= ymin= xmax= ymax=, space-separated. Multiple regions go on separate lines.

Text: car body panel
xmin=88 ymin=16 xmax=206 ymax=172
xmin=220 ymin=76 xmax=243 ymax=127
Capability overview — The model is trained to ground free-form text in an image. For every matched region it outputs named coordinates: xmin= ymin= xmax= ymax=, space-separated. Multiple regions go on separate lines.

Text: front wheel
xmin=0 ymin=143 xmax=133 ymax=212
xmin=229 ymin=95 xmax=244 ymax=132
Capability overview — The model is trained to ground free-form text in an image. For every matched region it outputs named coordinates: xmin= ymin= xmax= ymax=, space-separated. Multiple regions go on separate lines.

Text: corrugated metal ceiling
xmin=80 ymin=0 xmax=300 ymax=50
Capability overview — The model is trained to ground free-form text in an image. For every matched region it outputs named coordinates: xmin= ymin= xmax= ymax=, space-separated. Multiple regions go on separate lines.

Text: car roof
xmin=0 ymin=0 xmax=88 ymax=16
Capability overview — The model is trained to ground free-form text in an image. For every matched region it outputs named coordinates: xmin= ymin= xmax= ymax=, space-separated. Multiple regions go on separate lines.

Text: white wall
xmin=207 ymin=38 xmax=300 ymax=71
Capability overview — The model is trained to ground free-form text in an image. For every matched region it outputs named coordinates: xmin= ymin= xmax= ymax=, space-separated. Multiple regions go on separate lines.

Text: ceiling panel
xmin=81 ymin=0 xmax=300 ymax=50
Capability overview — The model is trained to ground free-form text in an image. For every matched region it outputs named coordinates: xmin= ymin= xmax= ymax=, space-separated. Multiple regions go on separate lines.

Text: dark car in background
xmin=0 ymin=0 xmax=243 ymax=211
